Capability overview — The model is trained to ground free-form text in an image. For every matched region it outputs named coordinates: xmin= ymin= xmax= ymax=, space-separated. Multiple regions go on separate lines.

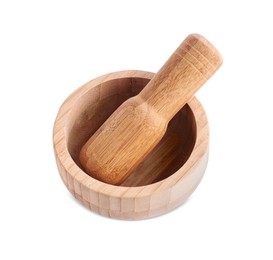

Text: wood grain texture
xmin=53 ymin=71 xmax=209 ymax=220
xmin=79 ymin=34 xmax=221 ymax=185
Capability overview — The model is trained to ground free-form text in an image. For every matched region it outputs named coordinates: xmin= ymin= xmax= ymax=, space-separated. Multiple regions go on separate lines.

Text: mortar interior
xmin=66 ymin=77 xmax=197 ymax=187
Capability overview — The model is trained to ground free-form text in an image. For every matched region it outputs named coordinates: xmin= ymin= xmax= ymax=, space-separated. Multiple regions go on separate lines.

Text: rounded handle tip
xmin=176 ymin=33 xmax=223 ymax=79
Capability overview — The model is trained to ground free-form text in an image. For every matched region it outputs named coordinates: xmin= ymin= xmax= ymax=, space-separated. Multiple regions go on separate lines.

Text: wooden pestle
xmin=79 ymin=34 xmax=222 ymax=185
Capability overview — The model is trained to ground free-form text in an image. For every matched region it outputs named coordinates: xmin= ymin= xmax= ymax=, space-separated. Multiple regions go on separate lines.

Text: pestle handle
xmin=79 ymin=34 xmax=222 ymax=185
xmin=139 ymin=34 xmax=222 ymax=121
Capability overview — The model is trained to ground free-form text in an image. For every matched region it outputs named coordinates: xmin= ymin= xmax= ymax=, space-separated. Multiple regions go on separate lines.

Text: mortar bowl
xmin=53 ymin=70 xmax=209 ymax=220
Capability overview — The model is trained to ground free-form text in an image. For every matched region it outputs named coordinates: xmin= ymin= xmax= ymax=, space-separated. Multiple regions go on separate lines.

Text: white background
xmin=1 ymin=0 xmax=272 ymax=259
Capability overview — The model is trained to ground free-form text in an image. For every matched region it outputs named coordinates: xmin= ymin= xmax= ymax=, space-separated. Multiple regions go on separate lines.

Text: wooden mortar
xmin=53 ymin=70 xmax=209 ymax=220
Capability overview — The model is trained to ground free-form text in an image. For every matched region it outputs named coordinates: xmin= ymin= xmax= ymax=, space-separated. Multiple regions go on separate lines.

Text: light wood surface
xmin=79 ymin=34 xmax=222 ymax=185
xmin=53 ymin=70 xmax=209 ymax=220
